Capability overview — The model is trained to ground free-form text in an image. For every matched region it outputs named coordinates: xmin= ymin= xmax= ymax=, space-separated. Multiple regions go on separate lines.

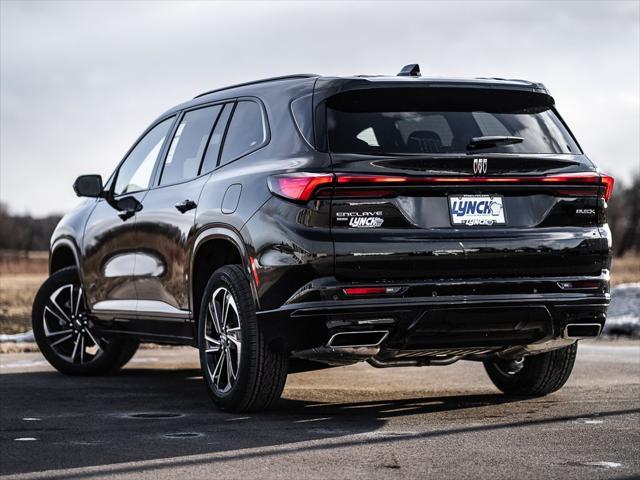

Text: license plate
xmin=449 ymin=195 xmax=506 ymax=226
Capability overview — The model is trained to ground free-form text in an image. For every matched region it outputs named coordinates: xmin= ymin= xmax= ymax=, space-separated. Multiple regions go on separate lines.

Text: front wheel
xmin=483 ymin=343 xmax=578 ymax=396
xmin=32 ymin=267 xmax=139 ymax=375
xmin=198 ymin=265 xmax=288 ymax=412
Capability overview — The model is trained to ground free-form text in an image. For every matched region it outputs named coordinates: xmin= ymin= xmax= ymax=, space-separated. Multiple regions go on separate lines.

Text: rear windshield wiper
xmin=466 ymin=136 xmax=524 ymax=151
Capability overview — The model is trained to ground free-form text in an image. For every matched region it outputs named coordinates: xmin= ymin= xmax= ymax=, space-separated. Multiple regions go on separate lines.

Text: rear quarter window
xmin=290 ymin=94 xmax=314 ymax=147
xmin=219 ymin=100 xmax=268 ymax=166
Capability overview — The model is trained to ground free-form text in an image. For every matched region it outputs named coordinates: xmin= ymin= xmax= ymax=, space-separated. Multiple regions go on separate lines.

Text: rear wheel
xmin=32 ymin=267 xmax=139 ymax=375
xmin=198 ymin=265 xmax=288 ymax=412
xmin=483 ymin=343 xmax=578 ymax=396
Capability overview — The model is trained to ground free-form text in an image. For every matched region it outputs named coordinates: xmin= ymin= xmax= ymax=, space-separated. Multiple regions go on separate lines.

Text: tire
xmin=198 ymin=264 xmax=288 ymax=412
xmin=483 ymin=343 xmax=578 ymax=396
xmin=32 ymin=266 xmax=140 ymax=375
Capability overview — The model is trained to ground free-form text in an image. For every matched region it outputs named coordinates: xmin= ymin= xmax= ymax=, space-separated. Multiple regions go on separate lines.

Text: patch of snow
xmin=581 ymin=461 xmax=622 ymax=469
xmin=1 ymin=359 xmax=48 ymax=369
xmin=0 ymin=330 xmax=34 ymax=343
xmin=604 ymin=283 xmax=640 ymax=336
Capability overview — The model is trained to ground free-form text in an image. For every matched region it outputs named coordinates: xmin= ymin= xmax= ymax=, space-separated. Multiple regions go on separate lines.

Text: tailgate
xmin=330 ymin=169 xmax=610 ymax=281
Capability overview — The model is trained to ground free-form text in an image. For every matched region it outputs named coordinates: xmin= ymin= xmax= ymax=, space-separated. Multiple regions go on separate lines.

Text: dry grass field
xmin=611 ymin=252 xmax=640 ymax=285
xmin=1 ymin=250 xmax=638 ymax=334
xmin=0 ymin=251 xmax=48 ymax=334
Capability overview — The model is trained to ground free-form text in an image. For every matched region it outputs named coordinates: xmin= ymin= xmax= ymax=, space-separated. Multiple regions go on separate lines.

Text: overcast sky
xmin=1 ymin=0 xmax=638 ymax=217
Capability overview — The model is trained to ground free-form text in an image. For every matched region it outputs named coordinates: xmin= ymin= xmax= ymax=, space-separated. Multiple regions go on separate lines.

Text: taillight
xmin=334 ymin=174 xmax=410 ymax=198
xmin=267 ymin=173 xmax=334 ymax=202
xmin=335 ymin=172 xmax=615 ymax=199
xmin=268 ymin=172 xmax=615 ymax=201
xmin=536 ymin=172 xmax=613 ymax=200
xmin=336 ymin=175 xmax=409 ymax=184
xmin=600 ymin=174 xmax=614 ymax=201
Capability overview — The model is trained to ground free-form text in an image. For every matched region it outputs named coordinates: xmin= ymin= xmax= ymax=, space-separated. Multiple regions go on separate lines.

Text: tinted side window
xmin=219 ymin=101 xmax=267 ymax=166
xmin=200 ymin=104 xmax=232 ymax=174
xmin=115 ymin=116 xmax=174 ymax=195
xmin=159 ymin=105 xmax=222 ymax=186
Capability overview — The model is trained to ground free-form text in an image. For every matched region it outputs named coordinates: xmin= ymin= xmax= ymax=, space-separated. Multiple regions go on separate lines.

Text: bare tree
xmin=607 ymin=172 xmax=640 ymax=256
xmin=0 ymin=202 xmax=62 ymax=251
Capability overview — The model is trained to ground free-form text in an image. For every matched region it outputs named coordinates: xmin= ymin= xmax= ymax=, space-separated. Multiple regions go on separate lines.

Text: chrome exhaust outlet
xmin=563 ymin=323 xmax=602 ymax=338
xmin=292 ymin=346 xmax=380 ymax=366
xmin=326 ymin=330 xmax=389 ymax=348
xmin=291 ymin=330 xmax=389 ymax=366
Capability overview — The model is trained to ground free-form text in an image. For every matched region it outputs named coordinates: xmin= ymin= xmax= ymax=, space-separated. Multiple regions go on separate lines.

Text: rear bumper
xmin=257 ymin=274 xmax=610 ymax=354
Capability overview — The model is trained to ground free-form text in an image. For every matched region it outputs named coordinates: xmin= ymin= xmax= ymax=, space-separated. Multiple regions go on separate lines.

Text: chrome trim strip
xmin=92 ymin=300 xmax=190 ymax=318
xmin=92 ymin=300 xmax=137 ymax=312
xmin=137 ymin=300 xmax=190 ymax=317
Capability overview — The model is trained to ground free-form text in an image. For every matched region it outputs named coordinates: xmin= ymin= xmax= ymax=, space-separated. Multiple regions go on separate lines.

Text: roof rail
xmin=475 ymin=77 xmax=536 ymax=85
xmin=194 ymin=74 xmax=319 ymax=99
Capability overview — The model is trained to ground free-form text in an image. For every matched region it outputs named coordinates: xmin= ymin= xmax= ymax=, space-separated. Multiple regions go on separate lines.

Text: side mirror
xmin=116 ymin=195 xmax=142 ymax=213
xmin=115 ymin=195 xmax=142 ymax=221
xmin=73 ymin=175 xmax=103 ymax=198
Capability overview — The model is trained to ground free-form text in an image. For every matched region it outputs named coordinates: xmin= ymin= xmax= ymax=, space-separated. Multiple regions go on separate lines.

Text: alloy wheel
xmin=204 ymin=287 xmax=242 ymax=393
xmin=42 ymin=283 xmax=106 ymax=364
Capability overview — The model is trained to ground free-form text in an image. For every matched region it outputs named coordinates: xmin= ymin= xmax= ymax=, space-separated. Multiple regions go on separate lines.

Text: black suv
xmin=33 ymin=65 xmax=614 ymax=412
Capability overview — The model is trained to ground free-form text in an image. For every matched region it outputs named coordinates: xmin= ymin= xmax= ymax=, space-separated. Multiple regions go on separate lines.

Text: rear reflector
xmin=249 ymin=256 xmax=260 ymax=287
xmin=558 ymin=280 xmax=600 ymax=290
xmin=268 ymin=173 xmax=334 ymax=202
xmin=343 ymin=287 xmax=400 ymax=296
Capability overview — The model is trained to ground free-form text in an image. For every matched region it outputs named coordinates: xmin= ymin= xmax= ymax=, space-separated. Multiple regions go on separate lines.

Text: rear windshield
xmin=326 ymin=88 xmax=581 ymax=155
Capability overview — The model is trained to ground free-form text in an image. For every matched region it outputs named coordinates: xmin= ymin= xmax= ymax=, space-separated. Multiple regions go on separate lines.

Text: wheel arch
xmin=50 ymin=238 xmax=80 ymax=275
xmin=190 ymin=227 xmax=258 ymax=331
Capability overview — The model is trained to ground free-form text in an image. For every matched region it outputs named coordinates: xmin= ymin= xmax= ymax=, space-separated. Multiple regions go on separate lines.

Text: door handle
xmin=175 ymin=199 xmax=197 ymax=213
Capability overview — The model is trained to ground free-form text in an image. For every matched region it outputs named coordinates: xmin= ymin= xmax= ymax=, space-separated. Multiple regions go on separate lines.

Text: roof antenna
xmin=397 ymin=64 xmax=421 ymax=77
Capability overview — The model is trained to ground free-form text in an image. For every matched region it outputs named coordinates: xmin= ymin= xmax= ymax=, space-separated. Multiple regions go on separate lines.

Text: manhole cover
xmin=163 ymin=432 xmax=204 ymax=439
xmin=127 ymin=413 xmax=183 ymax=419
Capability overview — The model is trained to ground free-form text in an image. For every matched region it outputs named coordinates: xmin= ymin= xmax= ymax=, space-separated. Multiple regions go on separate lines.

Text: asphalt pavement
xmin=1 ymin=340 xmax=639 ymax=479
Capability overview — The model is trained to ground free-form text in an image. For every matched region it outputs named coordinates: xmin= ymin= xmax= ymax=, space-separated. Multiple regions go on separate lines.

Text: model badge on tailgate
xmin=336 ymin=211 xmax=385 ymax=228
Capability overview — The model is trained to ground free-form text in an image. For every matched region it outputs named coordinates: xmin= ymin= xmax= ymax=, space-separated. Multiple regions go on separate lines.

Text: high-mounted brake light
xmin=268 ymin=173 xmax=334 ymax=202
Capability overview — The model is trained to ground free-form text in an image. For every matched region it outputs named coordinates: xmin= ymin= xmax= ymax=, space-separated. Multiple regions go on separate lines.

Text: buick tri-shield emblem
xmin=473 ymin=158 xmax=488 ymax=175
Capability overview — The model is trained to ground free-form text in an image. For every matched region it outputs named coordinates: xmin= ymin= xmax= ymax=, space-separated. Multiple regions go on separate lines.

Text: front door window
xmin=114 ymin=117 xmax=174 ymax=195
